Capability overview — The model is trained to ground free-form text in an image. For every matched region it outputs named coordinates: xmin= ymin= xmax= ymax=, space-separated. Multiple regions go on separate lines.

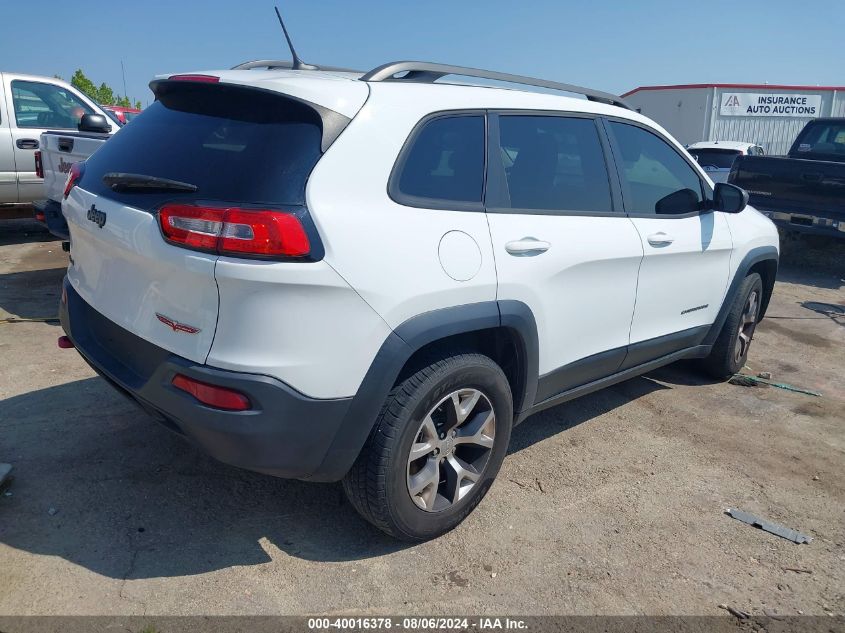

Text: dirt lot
xmin=0 ymin=219 xmax=843 ymax=617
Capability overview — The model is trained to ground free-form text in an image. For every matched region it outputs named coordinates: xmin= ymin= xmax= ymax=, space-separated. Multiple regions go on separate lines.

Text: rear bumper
xmin=59 ymin=278 xmax=354 ymax=480
xmin=33 ymin=199 xmax=69 ymax=240
xmin=756 ymin=208 xmax=845 ymax=239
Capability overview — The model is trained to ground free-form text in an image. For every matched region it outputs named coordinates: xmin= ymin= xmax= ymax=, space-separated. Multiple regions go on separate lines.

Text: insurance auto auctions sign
xmin=720 ymin=92 xmax=822 ymax=117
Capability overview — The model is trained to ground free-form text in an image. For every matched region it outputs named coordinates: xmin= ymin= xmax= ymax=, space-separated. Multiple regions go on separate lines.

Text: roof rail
xmin=231 ymin=59 xmax=362 ymax=73
xmin=360 ymin=61 xmax=630 ymax=109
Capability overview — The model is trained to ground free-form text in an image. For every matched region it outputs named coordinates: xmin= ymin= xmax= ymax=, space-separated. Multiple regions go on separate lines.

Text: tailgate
xmin=731 ymin=155 xmax=845 ymax=218
xmin=40 ymin=132 xmax=109 ymax=202
xmin=64 ymin=187 xmax=219 ymax=363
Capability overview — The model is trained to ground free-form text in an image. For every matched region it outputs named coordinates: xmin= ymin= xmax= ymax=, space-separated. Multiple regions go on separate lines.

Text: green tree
xmin=96 ymin=82 xmax=115 ymax=105
xmin=70 ymin=69 xmax=98 ymax=101
xmin=134 ymin=100 xmax=142 ymax=110
xmin=116 ymin=95 xmax=131 ymax=108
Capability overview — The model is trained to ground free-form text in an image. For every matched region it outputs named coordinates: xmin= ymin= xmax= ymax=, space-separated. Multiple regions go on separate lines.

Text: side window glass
xmin=394 ymin=115 xmax=484 ymax=205
xmin=11 ymin=80 xmax=93 ymax=129
xmin=497 ymin=115 xmax=613 ymax=212
xmin=609 ymin=121 xmax=704 ymax=215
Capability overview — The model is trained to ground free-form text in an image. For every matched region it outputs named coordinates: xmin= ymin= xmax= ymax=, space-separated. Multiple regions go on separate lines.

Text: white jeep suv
xmin=58 ymin=61 xmax=779 ymax=540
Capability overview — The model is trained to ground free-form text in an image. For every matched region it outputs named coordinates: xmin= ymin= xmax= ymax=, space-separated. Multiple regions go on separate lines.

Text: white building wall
xmin=626 ymin=86 xmax=845 ymax=156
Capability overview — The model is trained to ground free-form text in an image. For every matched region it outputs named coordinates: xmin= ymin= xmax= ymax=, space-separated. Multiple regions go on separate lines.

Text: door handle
xmin=647 ymin=232 xmax=674 ymax=247
xmin=505 ymin=237 xmax=551 ymax=256
xmin=16 ymin=139 xmax=39 ymax=150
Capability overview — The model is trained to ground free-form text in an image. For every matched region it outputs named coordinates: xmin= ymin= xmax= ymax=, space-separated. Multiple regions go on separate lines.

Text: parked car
xmin=101 ymin=105 xmax=142 ymax=125
xmin=0 ymin=72 xmax=118 ymax=206
xmin=729 ymin=118 xmax=845 ymax=239
xmin=687 ymin=141 xmax=764 ymax=183
xmin=36 ymin=113 xmax=115 ymax=238
xmin=57 ymin=61 xmax=779 ymax=541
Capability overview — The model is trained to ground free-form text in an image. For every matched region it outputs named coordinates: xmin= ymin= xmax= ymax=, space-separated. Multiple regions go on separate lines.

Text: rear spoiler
xmin=148 ymin=78 xmax=352 ymax=153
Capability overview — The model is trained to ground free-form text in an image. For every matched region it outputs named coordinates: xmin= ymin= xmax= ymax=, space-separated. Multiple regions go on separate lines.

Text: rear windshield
xmin=792 ymin=121 xmax=845 ymax=160
xmin=80 ymin=83 xmax=323 ymax=209
xmin=688 ymin=148 xmax=741 ymax=169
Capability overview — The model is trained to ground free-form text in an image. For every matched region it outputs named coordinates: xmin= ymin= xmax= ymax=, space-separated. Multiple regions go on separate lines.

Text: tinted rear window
xmin=80 ymin=84 xmax=323 ymax=209
xmin=688 ymin=148 xmax=741 ymax=169
xmin=793 ymin=121 xmax=845 ymax=159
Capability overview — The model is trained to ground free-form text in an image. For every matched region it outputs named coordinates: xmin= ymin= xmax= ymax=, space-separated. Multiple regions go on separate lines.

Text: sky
xmin=2 ymin=0 xmax=843 ymax=108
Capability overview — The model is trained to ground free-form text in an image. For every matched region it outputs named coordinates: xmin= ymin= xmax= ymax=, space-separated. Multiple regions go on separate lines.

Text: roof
xmin=687 ymin=141 xmax=756 ymax=151
xmin=622 ymin=83 xmax=845 ymax=97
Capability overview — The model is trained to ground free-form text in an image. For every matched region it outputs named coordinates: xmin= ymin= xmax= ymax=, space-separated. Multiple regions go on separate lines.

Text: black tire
xmin=342 ymin=352 xmax=513 ymax=541
xmin=700 ymin=272 xmax=763 ymax=379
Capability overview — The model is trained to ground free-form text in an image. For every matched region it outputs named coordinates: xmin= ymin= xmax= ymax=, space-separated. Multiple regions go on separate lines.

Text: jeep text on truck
xmin=729 ymin=118 xmax=845 ymax=238
xmin=58 ymin=61 xmax=779 ymax=540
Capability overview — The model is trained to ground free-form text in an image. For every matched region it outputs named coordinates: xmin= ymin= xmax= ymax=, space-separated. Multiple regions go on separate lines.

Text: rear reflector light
xmin=172 ymin=374 xmax=251 ymax=411
xmin=34 ymin=151 xmax=43 ymax=178
xmin=159 ymin=204 xmax=310 ymax=258
xmin=57 ymin=336 xmax=74 ymax=349
xmin=168 ymin=74 xmax=220 ymax=83
xmin=35 ymin=211 xmax=46 ymax=223
xmin=63 ymin=162 xmax=84 ymax=199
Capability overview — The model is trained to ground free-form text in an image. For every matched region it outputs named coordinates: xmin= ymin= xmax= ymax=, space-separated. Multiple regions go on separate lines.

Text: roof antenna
xmin=275 ymin=5 xmax=317 ymax=70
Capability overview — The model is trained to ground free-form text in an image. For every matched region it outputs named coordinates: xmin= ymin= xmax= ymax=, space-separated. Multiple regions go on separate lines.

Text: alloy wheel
xmin=406 ymin=388 xmax=496 ymax=512
xmin=735 ymin=289 xmax=759 ymax=364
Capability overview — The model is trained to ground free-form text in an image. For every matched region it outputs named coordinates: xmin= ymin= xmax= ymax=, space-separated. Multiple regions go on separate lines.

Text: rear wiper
xmin=103 ymin=172 xmax=198 ymax=193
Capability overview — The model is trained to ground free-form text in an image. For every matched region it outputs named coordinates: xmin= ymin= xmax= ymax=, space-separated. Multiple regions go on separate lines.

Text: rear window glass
xmin=393 ymin=115 xmax=485 ymax=207
xmin=80 ymin=84 xmax=322 ymax=208
xmin=793 ymin=121 xmax=845 ymax=159
xmin=688 ymin=148 xmax=741 ymax=169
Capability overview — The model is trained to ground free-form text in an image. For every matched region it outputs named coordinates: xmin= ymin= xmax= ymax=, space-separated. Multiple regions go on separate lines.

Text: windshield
xmin=80 ymin=83 xmax=323 ymax=210
xmin=688 ymin=148 xmax=741 ymax=169
xmin=793 ymin=121 xmax=845 ymax=160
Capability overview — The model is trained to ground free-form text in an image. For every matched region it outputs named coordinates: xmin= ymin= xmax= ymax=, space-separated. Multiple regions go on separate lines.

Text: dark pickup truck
xmin=729 ymin=118 xmax=845 ymax=239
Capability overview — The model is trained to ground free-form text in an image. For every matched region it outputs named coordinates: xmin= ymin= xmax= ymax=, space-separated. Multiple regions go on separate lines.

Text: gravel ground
xmin=0 ymin=219 xmax=842 ymax=616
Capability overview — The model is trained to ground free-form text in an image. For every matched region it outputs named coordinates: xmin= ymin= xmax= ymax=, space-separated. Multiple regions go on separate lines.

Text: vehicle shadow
xmin=0 ymin=266 xmax=65 ymax=323
xmin=0 ymin=377 xmax=405 ymax=579
xmin=0 ymin=363 xmax=699 ymax=578
xmin=0 ymin=218 xmax=58 ymax=247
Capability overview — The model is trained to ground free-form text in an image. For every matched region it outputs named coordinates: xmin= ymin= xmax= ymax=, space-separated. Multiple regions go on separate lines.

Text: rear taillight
xmin=159 ymin=204 xmax=310 ymax=258
xmin=168 ymin=74 xmax=220 ymax=83
xmin=63 ymin=162 xmax=84 ymax=199
xmin=34 ymin=151 xmax=43 ymax=178
xmin=172 ymin=374 xmax=251 ymax=411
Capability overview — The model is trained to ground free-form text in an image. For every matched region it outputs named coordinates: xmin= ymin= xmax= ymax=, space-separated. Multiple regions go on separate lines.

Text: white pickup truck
xmin=37 ymin=123 xmax=115 ymax=238
xmin=1 ymin=71 xmax=118 ymax=219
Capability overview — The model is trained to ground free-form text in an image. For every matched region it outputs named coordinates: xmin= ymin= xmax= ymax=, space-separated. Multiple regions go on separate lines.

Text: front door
xmin=604 ymin=120 xmax=733 ymax=365
xmin=486 ymin=113 xmax=644 ymax=405
xmin=4 ymin=77 xmax=97 ymax=202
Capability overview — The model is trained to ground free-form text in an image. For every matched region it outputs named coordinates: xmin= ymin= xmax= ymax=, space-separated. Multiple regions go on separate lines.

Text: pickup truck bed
xmin=731 ymin=155 xmax=845 ymax=237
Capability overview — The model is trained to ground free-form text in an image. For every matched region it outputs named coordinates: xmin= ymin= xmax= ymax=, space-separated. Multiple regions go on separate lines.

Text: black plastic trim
xmin=521 ymin=344 xmax=712 ymax=422
xmin=535 ymin=347 xmax=627 ymax=403
xmin=33 ymin=198 xmax=69 ymax=240
xmin=703 ymin=246 xmax=779 ymax=345
xmin=621 ymin=325 xmax=710 ymax=371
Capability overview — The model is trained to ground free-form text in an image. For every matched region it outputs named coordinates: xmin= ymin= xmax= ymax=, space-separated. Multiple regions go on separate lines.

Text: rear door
xmin=486 ymin=113 xmax=644 ymax=404
xmin=605 ymin=119 xmax=732 ymax=362
xmin=64 ymin=81 xmax=329 ymax=363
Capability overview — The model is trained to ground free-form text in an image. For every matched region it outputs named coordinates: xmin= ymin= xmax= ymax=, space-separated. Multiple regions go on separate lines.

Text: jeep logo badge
xmin=87 ymin=204 xmax=107 ymax=228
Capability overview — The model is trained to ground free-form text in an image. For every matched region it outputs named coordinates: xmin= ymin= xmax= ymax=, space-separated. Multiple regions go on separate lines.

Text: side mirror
xmin=713 ymin=182 xmax=748 ymax=214
xmin=78 ymin=114 xmax=111 ymax=134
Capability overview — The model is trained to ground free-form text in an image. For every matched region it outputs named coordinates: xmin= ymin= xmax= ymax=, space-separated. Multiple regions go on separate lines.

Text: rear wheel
xmin=700 ymin=273 xmax=763 ymax=378
xmin=342 ymin=353 xmax=512 ymax=541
